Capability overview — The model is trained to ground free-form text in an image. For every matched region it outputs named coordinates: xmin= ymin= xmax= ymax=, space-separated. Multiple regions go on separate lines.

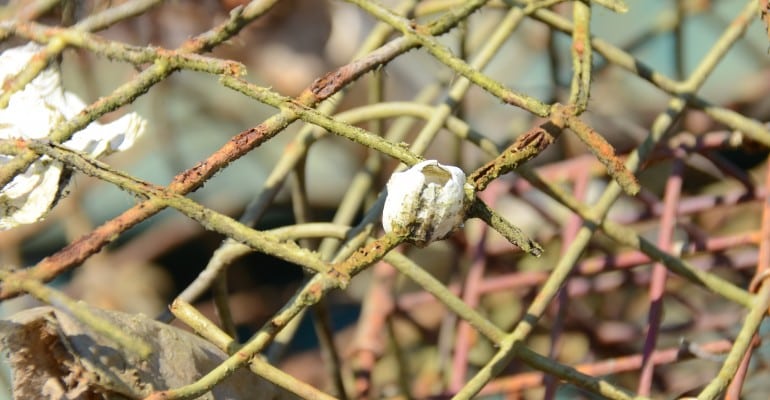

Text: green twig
xmin=685 ymin=96 xmax=770 ymax=148
xmin=602 ymin=221 xmax=754 ymax=307
xmin=467 ymin=199 xmax=543 ymax=257
xmin=221 ymin=75 xmax=422 ymax=166
xmin=513 ymin=345 xmax=637 ymax=400
xmin=568 ymin=0 xmax=592 ymax=113
xmin=73 ymin=0 xmax=162 ymax=32
xmin=170 ymin=299 xmax=337 ymax=400
xmin=408 ymin=5 xmax=527 ymax=158
xmin=0 ymin=0 xmax=281 ymax=190
xmin=170 ymin=299 xmax=236 ymax=353
xmin=336 ymin=101 xmax=500 ymax=156
xmin=7 ymin=21 xmax=246 ymax=75
xmin=147 ymin=232 xmax=404 ymax=399
xmin=697 ymin=284 xmax=770 ymax=399
xmin=0 ymin=140 xmax=329 ymax=275
xmin=385 ymin=251 xmax=637 ymax=399
xmin=312 ymin=300 xmax=350 ymax=400
xmin=157 ymin=277 xmax=315 ymax=399
xmin=518 ymin=167 xmax=754 ymax=308
xmin=677 ymin=1 xmax=757 ymax=93
xmin=524 ymin=2 xmax=679 ymax=93
xmin=347 ymin=0 xmax=551 ymax=117
xmin=524 ymin=0 xmax=770 ymax=147
xmin=289 ymin=150 xmax=347 ymax=398
xmin=0 ymin=269 xmax=152 ymax=359
xmin=386 ymin=251 xmax=502 ymax=340
xmin=212 ymin=272 xmax=237 ymax=340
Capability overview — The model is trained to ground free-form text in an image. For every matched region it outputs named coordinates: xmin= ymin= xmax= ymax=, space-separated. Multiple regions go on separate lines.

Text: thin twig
xmin=169 ymin=299 xmax=337 ymax=400
xmin=0 ymin=269 xmax=152 ymax=358
xmin=637 ymin=151 xmax=685 ymax=396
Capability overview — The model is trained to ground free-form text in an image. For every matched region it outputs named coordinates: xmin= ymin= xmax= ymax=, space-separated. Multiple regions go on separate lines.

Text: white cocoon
xmin=382 ymin=160 xmax=470 ymax=246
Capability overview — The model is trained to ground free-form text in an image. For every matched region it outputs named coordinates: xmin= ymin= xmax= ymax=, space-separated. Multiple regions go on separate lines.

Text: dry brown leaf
xmin=0 ymin=306 xmax=296 ymax=399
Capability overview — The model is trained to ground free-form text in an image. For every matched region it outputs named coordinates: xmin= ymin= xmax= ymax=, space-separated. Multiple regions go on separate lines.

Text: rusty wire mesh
xmin=1 ymin=0 xmax=770 ymax=399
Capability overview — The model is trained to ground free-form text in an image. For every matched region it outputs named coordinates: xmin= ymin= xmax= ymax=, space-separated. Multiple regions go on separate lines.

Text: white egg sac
xmin=382 ymin=160 xmax=471 ymax=247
